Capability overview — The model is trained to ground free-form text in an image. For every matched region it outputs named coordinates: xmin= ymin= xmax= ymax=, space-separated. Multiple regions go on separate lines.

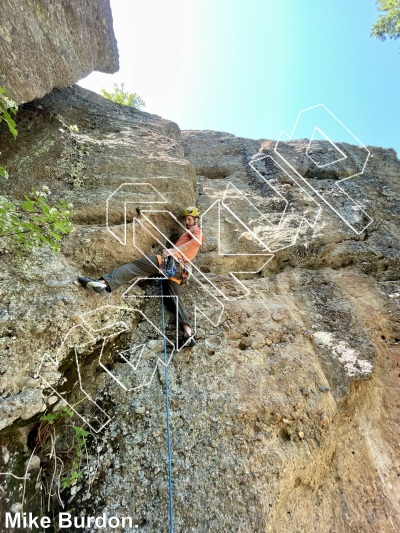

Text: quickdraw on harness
xmin=161 ymin=255 xmax=178 ymax=278
xmin=161 ymin=255 xmax=192 ymax=283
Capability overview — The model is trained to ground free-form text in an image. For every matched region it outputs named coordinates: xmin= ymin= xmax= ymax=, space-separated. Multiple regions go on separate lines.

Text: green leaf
xmin=40 ymin=412 xmax=61 ymax=424
xmin=54 ymin=221 xmax=66 ymax=231
xmin=40 ymin=203 xmax=50 ymax=215
xmin=50 ymin=232 xmax=62 ymax=241
xmin=0 ymin=166 xmax=8 ymax=180
xmin=73 ymin=426 xmax=89 ymax=438
xmin=0 ymin=107 xmax=17 ymax=139
xmin=62 ymin=407 xmax=73 ymax=417
xmin=21 ymin=199 xmax=35 ymax=212
xmin=0 ymin=185 xmax=73 ymax=253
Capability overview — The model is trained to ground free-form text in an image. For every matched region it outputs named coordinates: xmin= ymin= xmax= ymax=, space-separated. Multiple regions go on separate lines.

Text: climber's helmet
xmin=182 ymin=206 xmax=199 ymax=228
xmin=182 ymin=206 xmax=200 ymax=218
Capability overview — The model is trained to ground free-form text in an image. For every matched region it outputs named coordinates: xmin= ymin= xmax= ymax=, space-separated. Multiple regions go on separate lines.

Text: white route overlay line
xmin=306 ymin=127 xmax=347 ymax=168
xmin=218 ymin=186 xmax=311 ymax=254
xmin=35 ymin=322 xmax=109 ymax=433
xmin=97 ymin=321 xmax=174 ymax=392
xmin=248 ymin=154 xmax=322 ymax=236
xmin=35 ymin=324 xmax=112 ymax=433
xmin=79 ymin=303 xmax=175 ymax=364
xmin=221 ymin=185 xmax=276 ymax=252
xmin=223 ymin=180 xmax=289 ymax=230
xmin=41 ymin=106 xmax=373 ymax=432
xmin=35 ymin=307 xmax=175 ymax=432
xmin=122 ymin=286 xmax=180 ymax=353
xmin=201 ymin=199 xmax=274 ymax=289
xmin=79 ymin=306 xmax=176 ymax=395
xmin=106 ymin=182 xmax=168 ymax=245
xmin=38 ymin=364 xmax=111 ymax=434
xmin=274 ymin=103 xmax=373 ymax=235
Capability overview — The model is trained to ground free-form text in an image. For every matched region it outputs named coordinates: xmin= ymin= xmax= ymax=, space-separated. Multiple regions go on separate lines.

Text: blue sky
xmin=79 ymin=0 xmax=400 ymax=156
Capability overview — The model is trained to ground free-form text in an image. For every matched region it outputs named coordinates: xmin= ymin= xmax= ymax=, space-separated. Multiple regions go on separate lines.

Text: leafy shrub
xmin=0 ymin=85 xmax=74 ymax=253
xmin=101 ymin=82 xmax=145 ymax=109
xmin=36 ymin=406 xmax=92 ymax=502
xmin=0 ymin=186 xmax=73 ymax=253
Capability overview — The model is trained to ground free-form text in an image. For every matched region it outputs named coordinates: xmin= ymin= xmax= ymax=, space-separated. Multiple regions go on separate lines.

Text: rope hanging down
xmin=161 ymin=282 xmax=174 ymax=533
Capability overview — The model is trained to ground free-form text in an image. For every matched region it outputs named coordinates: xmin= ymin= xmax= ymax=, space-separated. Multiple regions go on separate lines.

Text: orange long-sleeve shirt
xmin=172 ymin=225 xmax=205 ymax=263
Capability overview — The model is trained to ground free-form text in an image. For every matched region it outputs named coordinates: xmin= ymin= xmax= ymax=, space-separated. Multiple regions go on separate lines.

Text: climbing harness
xmin=161 ymin=282 xmax=174 ymax=533
xmin=161 ymin=255 xmax=192 ymax=285
xmin=161 ymin=255 xmax=178 ymax=278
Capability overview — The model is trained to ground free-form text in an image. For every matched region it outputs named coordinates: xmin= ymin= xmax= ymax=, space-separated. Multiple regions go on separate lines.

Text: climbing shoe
xmin=176 ymin=336 xmax=196 ymax=350
xmin=77 ymin=276 xmax=108 ymax=293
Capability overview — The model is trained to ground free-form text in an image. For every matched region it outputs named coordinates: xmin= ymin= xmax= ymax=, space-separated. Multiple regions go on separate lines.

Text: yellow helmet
xmin=182 ymin=206 xmax=200 ymax=217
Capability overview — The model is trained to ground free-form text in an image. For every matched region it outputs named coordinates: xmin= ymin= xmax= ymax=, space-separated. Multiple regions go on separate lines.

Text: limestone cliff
xmin=0 ymin=86 xmax=399 ymax=533
xmin=0 ymin=0 xmax=118 ymax=104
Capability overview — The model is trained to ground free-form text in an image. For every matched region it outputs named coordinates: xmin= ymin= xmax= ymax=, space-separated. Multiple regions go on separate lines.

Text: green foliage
xmin=40 ymin=406 xmax=73 ymax=424
xmin=37 ymin=406 xmax=92 ymax=494
xmin=68 ymin=124 xmax=79 ymax=133
xmin=40 ymin=412 xmax=63 ymax=424
xmin=61 ymin=461 xmax=82 ymax=489
xmin=0 ymin=186 xmax=73 ymax=253
xmin=0 ymin=86 xmax=18 ymax=139
xmin=0 ymin=86 xmax=74 ymax=254
xmin=101 ymin=82 xmax=145 ymax=109
xmin=61 ymin=425 xmax=89 ymax=489
xmin=0 ymin=166 xmax=8 ymax=180
xmin=371 ymin=0 xmax=400 ymax=41
xmin=0 ymin=86 xmax=18 ymax=180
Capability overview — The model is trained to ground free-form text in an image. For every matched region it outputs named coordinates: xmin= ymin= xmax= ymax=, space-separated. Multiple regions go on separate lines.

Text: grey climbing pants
xmin=101 ymin=255 xmax=191 ymax=328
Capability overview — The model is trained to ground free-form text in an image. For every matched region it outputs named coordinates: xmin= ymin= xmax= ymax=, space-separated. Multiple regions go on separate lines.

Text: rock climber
xmin=77 ymin=206 xmax=204 ymax=349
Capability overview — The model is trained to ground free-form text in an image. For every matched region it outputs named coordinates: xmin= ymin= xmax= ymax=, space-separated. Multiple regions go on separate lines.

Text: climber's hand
xmin=161 ymin=248 xmax=173 ymax=257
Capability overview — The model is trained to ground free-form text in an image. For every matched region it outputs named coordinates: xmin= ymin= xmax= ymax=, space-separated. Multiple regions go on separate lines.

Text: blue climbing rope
xmin=161 ymin=282 xmax=174 ymax=533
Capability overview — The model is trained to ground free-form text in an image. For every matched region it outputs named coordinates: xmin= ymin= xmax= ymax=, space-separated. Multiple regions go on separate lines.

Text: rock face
xmin=0 ymin=87 xmax=399 ymax=532
xmin=0 ymin=0 xmax=118 ymax=104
